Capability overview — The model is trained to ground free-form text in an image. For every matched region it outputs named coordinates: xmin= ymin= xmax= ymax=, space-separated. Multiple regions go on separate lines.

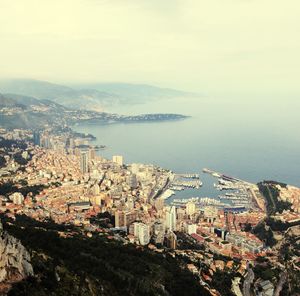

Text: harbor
xmin=161 ymin=168 xmax=258 ymax=212
xmin=204 ymin=168 xmax=257 ymax=210
xmin=169 ymin=174 xmax=203 ymax=190
xmin=164 ymin=170 xmax=232 ymax=207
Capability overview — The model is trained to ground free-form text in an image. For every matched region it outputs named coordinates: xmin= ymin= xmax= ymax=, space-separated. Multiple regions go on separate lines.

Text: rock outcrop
xmin=0 ymin=222 xmax=33 ymax=294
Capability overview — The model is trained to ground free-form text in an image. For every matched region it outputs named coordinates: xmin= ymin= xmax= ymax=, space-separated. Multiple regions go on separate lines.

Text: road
xmin=274 ymin=271 xmax=287 ymax=296
xmin=243 ymin=268 xmax=255 ymax=296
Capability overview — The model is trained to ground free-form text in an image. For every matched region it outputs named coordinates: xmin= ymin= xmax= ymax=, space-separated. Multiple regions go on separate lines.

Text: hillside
xmin=72 ymin=82 xmax=197 ymax=102
xmin=2 ymin=215 xmax=210 ymax=296
xmin=0 ymin=79 xmax=117 ymax=111
xmin=0 ymin=93 xmax=188 ymax=129
xmin=0 ymin=93 xmax=68 ymax=129
xmin=0 ymin=79 xmax=197 ymax=111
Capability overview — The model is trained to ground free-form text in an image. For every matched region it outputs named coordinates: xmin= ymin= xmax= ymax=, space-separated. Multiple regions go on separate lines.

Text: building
xmin=9 ymin=192 xmax=24 ymax=205
xmin=165 ymin=206 xmax=177 ymax=231
xmin=112 ymin=155 xmax=123 ymax=166
xmin=165 ymin=231 xmax=177 ymax=249
xmin=90 ymin=195 xmax=101 ymax=206
xmin=186 ymin=223 xmax=197 ymax=235
xmin=134 ymin=222 xmax=150 ymax=245
xmin=80 ymin=151 xmax=89 ymax=174
xmin=33 ymin=130 xmax=40 ymax=146
xmin=89 ymin=147 xmax=96 ymax=160
xmin=202 ymin=206 xmax=218 ymax=222
xmin=92 ymin=184 xmax=100 ymax=195
xmin=186 ymin=201 xmax=196 ymax=216
xmin=41 ymin=134 xmax=51 ymax=149
xmin=257 ymin=280 xmax=274 ymax=296
xmin=68 ymin=202 xmax=91 ymax=212
xmin=68 ymin=137 xmax=75 ymax=149
xmin=226 ymin=233 xmax=263 ymax=254
xmin=126 ymin=198 xmax=134 ymax=210
xmin=115 ymin=210 xmax=137 ymax=229
xmin=154 ymin=198 xmax=164 ymax=211
xmin=126 ymin=174 xmax=138 ymax=189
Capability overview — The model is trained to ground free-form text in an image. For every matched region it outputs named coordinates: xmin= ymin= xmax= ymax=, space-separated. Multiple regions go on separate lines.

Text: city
xmin=0 ymin=127 xmax=300 ymax=295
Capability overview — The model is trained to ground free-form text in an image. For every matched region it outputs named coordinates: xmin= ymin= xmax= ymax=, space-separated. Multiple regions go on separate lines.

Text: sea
xmin=74 ymin=94 xmax=300 ymax=201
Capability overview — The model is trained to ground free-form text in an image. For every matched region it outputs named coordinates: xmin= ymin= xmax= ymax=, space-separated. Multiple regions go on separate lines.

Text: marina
xmin=158 ymin=168 xmax=256 ymax=211
xmin=169 ymin=173 xmax=203 ymax=191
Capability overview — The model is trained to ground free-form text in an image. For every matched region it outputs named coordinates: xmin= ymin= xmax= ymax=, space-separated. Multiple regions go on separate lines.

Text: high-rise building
xmin=112 ymin=155 xmax=123 ymax=166
xmin=68 ymin=137 xmax=75 ymax=149
xmin=165 ymin=231 xmax=177 ymax=249
xmin=89 ymin=147 xmax=96 ymax=160
xmin=74 ymin=148 xmax=81 ymax=157
xmin=133 ymin=222 xmax=150 ymax=245
xmin=126 ymin=174 xmax=138 ymax=189
xmin=115 ymin=210 xmax=125 ymax=228
xmin=80 ymin=151 xmax=89 ymax=174
xmin=165 ymin=206 xmax=177 ymax=232
xmin=33 ymin=130 xmax=40 ymax=146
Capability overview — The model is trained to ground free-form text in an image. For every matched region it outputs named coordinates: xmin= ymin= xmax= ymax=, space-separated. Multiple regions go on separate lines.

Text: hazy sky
xmin=1 ymin=0 xmax=300 ymax=93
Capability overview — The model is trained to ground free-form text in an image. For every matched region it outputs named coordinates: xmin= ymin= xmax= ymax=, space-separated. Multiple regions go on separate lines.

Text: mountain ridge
xmin=0 ymin=93 xmax=188 ymax=129
xmin=0 ymin=79 xmax=197 ymax=111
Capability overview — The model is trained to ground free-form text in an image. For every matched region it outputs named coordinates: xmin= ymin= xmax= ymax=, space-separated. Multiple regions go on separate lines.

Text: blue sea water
xmin=74 ymin=95 xmax=300 ymax=199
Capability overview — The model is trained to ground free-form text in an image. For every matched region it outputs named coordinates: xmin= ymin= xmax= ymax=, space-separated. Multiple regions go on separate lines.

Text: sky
xmin=0 ymin=0 xmax=300 ymax=94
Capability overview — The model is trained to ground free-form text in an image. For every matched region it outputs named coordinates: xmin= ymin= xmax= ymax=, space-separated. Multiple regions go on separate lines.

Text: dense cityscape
xmin=0 ymin=124 xmax=299 ymax=295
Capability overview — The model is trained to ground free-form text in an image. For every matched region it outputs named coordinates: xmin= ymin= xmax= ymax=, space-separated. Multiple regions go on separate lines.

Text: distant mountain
xmin=0 ymin=79 xmax=197 ymax=111
xmin=72 ymin=82 xmax=197 ymax=102
xmin=0 ymin=79 xmax=117 ymax=111
xmin=0 ymin=93 xmax=188 ymax=130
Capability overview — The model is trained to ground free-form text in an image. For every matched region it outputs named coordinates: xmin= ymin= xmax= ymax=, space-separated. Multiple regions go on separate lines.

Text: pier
xmin=203 ymin=168 xmax=254 ymax=186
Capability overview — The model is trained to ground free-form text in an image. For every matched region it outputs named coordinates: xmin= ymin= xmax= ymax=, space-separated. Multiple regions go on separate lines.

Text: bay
xmin=74 ymin=95 xmax=300 ymax=199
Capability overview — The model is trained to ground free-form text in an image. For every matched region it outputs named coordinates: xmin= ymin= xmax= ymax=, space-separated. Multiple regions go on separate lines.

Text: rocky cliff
xmin=0 ymin=223 xmax=33 ymax=295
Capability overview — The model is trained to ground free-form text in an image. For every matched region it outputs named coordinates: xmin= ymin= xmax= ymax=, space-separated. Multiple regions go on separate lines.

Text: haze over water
xmin=75 ymin=95 xmax=300 ymax=197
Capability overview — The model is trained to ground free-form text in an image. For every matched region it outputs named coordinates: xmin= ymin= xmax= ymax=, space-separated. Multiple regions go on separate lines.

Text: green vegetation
xmin=0 ymin=155 xmax=6 ymax=167
xmin=279 ymin=229 xmax=300 ymax=294
xmin=0 ymin=137 xmax=31 ymax=166
xmin=253 ymin=222 xmax=277 ymax=247
xmin=258 ymin=182 xmax=292 ymax=216
xmin=0 ymin=181 xmax=46 ymax=198
xmin=2 ymin=216 xmax=209 ymax=296
xmin=211 ymin=269 xmax=236 ymax=296
xmin=253 ymin=265 xmax=278 ymax=281
xmin=266 ymin=217 xmax=300 ymax=232
xmin=175 ymin=232 xmax=205 ymax=251
xmin=90 ymin=212 xmax=115 ymax=228
xmin=263 ymin=180 xmax=287 ymax=188
xmin=0 ymin=137 xmax=28 ymax=151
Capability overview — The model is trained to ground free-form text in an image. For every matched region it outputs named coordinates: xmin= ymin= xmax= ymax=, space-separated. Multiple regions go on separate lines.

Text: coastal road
xmin=274 ymin=271 xmax=287 ymax=296
xmin=243 ymin=268 xmax=254 ymax=296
